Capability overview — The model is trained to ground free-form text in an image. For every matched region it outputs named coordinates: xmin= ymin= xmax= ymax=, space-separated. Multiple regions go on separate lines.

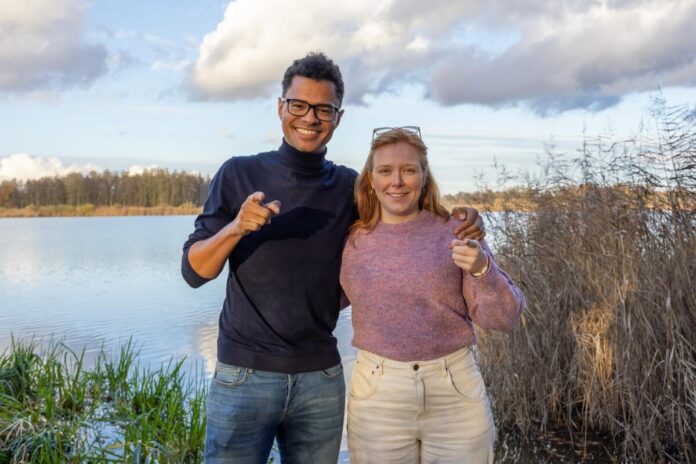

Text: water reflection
xmin=0 ymin=217 xmax=220 ymax=373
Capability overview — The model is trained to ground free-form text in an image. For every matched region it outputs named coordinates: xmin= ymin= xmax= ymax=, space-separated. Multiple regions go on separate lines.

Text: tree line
xmin=0 ymin=169 xmax=211 ymax=209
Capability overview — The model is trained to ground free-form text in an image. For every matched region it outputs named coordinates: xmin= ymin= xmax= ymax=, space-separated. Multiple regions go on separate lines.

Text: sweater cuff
xmin=181 ymin=247 xmax=212 ymax=288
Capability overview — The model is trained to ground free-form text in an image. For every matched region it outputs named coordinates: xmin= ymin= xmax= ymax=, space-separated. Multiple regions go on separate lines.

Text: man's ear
xmin=334 ymin=109 xmax=345 ymax=128
xmin=277 ymin=97 xmax=284 ymax=119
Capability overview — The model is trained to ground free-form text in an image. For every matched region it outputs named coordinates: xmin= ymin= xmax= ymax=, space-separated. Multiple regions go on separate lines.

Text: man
xmin=182 ymin=52 xmax=484 ymax=464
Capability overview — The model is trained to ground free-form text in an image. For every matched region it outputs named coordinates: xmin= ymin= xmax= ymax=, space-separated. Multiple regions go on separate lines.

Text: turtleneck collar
xmin=276 ymin=139 xmax=328 ymax=175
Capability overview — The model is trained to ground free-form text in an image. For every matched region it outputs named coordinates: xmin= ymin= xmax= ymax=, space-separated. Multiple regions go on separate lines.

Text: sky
xmin=1 ymin=0 xmax=696 ymax=193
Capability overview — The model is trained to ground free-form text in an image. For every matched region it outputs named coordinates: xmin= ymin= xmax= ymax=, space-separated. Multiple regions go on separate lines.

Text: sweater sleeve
xmin=461 ymin=240 xmax=525 ymax=332
xmin=181 ymin=160 xmax=239 ymax=288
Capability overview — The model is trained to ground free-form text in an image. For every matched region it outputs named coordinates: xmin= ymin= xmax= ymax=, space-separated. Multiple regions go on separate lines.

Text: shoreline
xmin=0 ymin=204 xmax=203 ymax=218
xmin=0 ymin=203 xmax=520 ymax=218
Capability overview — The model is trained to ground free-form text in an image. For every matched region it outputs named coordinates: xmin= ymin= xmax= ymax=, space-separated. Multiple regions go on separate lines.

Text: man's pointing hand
xmin=230 ymin=192 xmax=281 ymax=237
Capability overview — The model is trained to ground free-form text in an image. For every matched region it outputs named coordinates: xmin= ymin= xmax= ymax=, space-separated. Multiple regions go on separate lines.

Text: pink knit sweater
xmin=340 ymin=210 xmax=525 ymax=361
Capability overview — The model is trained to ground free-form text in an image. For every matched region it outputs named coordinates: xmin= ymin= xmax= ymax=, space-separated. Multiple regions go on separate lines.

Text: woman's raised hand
xmin=449 ymin=239 xmax=488 ymax=275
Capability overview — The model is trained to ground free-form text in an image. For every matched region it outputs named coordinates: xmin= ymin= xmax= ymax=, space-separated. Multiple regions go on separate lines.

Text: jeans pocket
xmin=213 ymin=361 xmax=249 ymax=387
xmin=447 ymin=362 xmax=487 ymax=402
xmin=321 ymin=362 xmax=344 ymax=378
xmin=349 ymin=360 xmax=380 ymax=400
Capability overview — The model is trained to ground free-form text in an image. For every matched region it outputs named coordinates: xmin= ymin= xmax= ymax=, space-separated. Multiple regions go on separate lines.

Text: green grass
xmin=0 ymin=337 xmax=206 ymax=463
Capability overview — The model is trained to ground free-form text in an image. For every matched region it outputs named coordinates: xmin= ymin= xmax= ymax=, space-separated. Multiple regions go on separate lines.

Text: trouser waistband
xmin=356 ymin=346 xmax=474 ymax=376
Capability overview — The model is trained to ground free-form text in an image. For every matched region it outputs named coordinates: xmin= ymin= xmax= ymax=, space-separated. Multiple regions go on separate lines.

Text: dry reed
xmin=0 ymin=203 xmax=202 ymax=218
xmin=474 ymin=99 xmax=696 ymax=462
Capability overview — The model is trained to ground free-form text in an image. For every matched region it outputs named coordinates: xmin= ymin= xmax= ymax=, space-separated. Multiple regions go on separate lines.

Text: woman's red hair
xmin=351 ymin=128 xmax=449 ymax=234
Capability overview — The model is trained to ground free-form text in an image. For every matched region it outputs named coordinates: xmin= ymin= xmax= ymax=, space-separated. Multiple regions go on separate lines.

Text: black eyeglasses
xmin=281 ymin=98 xmax=340 ymax=122
xmin=372 ymin=126 xmax=421 ymax=140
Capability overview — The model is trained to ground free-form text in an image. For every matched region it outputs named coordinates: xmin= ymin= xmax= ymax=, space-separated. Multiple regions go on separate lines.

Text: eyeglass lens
xmin=285 ymin=99 xmax=337 ymax=122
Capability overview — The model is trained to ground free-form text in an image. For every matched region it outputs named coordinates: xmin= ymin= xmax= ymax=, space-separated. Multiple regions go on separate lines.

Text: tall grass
xmin=0 ymin=203 xmax=202 ymax=218
xmin=475 ymin=99 xmax=696 ymax=462
xmin=0 ymin=338 xmax=206 ymax=463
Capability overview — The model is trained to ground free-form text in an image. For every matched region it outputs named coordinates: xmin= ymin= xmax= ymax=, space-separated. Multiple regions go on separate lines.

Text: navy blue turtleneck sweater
xmin=182 ymin=141 xmax=357 ymax=373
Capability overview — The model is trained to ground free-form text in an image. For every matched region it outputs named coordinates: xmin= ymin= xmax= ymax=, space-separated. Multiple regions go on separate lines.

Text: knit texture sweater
xmin=182 ymin=140 xmax=357 ymax=373
xmin=340 ymin=210 xmax=525 ymax=362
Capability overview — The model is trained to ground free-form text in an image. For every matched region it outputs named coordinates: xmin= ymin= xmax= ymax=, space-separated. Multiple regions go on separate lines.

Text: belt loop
xmin=379 ymin=358 xmax=385 ymax=376
xmin=441 ymin=356 xmax=449 ymax=377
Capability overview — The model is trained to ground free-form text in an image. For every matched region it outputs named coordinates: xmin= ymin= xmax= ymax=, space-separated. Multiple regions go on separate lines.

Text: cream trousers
xmin=347 ymin=347 xmax=495 ymax=464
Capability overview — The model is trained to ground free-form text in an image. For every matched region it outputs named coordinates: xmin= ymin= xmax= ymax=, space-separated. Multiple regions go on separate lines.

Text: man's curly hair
xmin=281 ymin=52 xmax=344 ymax=106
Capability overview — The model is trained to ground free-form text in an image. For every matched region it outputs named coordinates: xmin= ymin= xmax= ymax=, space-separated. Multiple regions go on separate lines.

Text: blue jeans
xmin=205 ymin=360 xmax=345 ymax=464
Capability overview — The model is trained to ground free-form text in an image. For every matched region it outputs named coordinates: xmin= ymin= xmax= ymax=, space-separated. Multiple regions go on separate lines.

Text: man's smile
xmin=295 ymin=127 xmax=321 ymax=136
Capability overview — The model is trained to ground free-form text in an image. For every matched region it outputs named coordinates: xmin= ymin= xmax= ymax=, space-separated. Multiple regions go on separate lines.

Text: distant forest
xmin=0 ymin=170 xmax=211 ymax=209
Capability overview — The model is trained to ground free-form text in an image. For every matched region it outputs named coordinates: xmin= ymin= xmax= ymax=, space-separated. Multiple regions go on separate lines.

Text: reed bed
xmin=475 ymin=100 xmax=696 ymax=462
xmin=0 ymin=203 xmax=202 ymax=218
xmin=0 ymin=338 xmax=206 ymax=463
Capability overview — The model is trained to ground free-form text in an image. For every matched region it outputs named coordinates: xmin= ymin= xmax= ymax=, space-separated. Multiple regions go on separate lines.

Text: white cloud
xmin=0 ymin=154 xmax=102 ymax=181
xmin=189 ymin=0 xmax=445 ymax=101
xmin=0 ymin=0 xmax=107 ymax=93
xmin=127 ymin=165 xmax=159 ymax=176
xmin=189 ymin=0 xmax=696 ymax=114
xmin=431 ymin=0 xmax=696 ymax=114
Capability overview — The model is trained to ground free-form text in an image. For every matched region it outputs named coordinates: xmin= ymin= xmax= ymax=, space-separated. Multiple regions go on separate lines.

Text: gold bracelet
xmin=471 ymin=253 xmax=489 ymax=278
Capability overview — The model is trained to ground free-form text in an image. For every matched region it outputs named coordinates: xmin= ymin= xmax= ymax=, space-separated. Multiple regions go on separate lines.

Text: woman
xmin=340 ymin=127 xmax=525 ymax=464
